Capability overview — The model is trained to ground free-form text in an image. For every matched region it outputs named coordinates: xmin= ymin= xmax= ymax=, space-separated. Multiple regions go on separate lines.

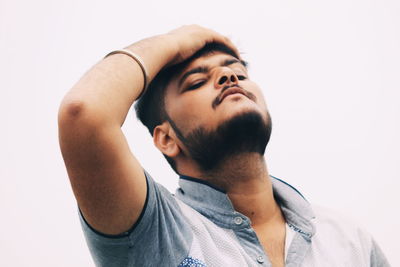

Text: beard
xmin=168 ymin=110 xmax=272 ymax=172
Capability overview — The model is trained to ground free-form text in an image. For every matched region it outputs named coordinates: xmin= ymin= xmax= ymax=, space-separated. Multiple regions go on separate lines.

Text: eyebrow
xmin=178 ymin=58 xmax=248 ymax=88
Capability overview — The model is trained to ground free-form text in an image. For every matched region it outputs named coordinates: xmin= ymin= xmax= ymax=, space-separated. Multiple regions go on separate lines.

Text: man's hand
xmin=166 ymin=25 xmax=239 ymax=65
xmin=127 ymin=25 xmax=239 ymax=82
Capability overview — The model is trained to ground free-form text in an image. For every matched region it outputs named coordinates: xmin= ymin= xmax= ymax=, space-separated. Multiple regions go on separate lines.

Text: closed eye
xmin=186 ymin=81 xmax=205 ymax=91
xmin=237 ymin=75 xmax=247 ymax=81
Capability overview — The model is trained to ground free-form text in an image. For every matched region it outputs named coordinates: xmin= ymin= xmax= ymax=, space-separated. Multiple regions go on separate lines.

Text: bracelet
xmin=105 ymin=49 xmax=149 ymax=98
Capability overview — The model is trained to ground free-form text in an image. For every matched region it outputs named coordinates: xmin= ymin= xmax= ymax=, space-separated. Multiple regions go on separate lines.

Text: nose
xmin=215 ymin=68 xmax=238 ymax=89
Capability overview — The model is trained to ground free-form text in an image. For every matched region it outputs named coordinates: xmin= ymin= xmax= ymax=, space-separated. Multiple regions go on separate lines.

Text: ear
xmin=153 ymin=122 xmax=180 ymax=158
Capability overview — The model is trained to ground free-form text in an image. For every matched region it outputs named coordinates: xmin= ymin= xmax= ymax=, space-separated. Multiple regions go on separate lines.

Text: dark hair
xmin=134 ymin=42 xmax=239 ymax=173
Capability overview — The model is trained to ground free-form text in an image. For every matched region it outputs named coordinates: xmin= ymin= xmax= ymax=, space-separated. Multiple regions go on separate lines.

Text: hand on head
xmin=166 ymin=25 xmax=240 ymax=66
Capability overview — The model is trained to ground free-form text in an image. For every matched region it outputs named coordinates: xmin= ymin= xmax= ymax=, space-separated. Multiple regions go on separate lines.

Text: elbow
xmin=58 ymin=99 xmax=89 ymax=150
xmin=58 ymin=96 xmax=102 ymax=130
xmin=58 ymin=96 xmax=109 ymax=138
xmin=58 ymin=98 xmax=87 ymax=124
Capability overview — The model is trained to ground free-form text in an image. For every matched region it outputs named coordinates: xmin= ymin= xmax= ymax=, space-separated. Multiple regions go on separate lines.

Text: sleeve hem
xmin=78 ymin=169 xmax=150 ymax=239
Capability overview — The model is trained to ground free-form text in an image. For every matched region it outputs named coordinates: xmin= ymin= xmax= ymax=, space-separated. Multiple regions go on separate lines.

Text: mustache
xmin=211 ymin=85 xmax=257 ymax=110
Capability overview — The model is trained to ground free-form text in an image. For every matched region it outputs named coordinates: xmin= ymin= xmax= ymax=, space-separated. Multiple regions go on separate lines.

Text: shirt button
xmin=234 ymin=216 xmax=243 ymax=225
xmin=256 ymin=255 xmax=264 ymax=263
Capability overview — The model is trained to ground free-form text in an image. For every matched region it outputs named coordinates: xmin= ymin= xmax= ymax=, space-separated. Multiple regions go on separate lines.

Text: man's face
xmin=163 ymin=51 xmax=272 ymax=171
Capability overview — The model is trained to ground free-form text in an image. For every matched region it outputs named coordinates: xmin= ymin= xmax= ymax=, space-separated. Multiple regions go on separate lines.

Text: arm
xmin=58 ymin=25 xmax=238 ymax=235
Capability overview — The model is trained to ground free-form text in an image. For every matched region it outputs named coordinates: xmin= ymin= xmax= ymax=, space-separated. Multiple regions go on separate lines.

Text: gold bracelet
xmin=105 ymin=49 xmax=149 ymax=98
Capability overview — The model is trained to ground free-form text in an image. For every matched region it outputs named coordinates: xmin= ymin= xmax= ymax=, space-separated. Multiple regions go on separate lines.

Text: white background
xmin=1 ymin=0 xmax=398 ymax=266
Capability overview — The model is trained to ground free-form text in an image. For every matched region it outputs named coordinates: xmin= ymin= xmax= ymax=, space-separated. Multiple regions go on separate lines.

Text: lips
xmin=218 ymin=87 xmax=249 ymax=104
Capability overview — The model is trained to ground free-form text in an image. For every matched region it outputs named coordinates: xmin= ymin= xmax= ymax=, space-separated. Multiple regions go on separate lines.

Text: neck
xmin=181 ymin=153 xmax=284 ymax=227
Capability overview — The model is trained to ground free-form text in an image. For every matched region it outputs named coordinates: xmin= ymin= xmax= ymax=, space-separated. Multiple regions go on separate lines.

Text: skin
xmin=58 ymin=25 xmax=285 ymax=267
xmin=156 ymin=52 xmax=286 ymax=267
xmin=160 ymin=52 xmax=269 ymax=172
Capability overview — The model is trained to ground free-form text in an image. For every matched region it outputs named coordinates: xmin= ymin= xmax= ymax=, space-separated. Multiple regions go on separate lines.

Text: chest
xmin=254 ymin=224 xmax=286 ymax=267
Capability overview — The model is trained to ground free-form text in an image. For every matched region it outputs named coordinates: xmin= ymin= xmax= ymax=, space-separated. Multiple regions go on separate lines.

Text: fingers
xmin=167 ymin=25 xmax=240 ymax=64
xmin=206 ymin=28 xmax=240 ymax=58
xmin=192 ymin=25 xmax=239 ymax=56
xmin=204 ymin=27 xmax=239 ymax=56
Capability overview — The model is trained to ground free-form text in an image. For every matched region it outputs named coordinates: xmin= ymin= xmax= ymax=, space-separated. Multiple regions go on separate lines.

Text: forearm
xmin=59 ymin=25 xmax=239 ymax=128
xmin=60 ymin=34 xmax=176 ymax=127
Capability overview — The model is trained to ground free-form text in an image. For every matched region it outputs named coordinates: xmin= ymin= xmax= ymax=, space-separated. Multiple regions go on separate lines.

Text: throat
xmin=201 ymin=152 xmax=267 ymax=190
xmin=200 ymin=153 xmax=282 ymax=226
xmin=203 ymin=153 xmax=287 ymax=267
xmin=181 ymin=152 xmax=287 ymax=266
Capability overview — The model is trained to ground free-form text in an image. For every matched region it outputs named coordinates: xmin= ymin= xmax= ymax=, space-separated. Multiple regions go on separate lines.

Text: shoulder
xmin=308 ymin=205 xmax=391 ymax=266
xmin=79 ymin=170 xmax=194 ymax=266
xmin=309 ymin=205 xmax=375 ymax=264
xmin=312 ymin=205 xmax=373 ymax=244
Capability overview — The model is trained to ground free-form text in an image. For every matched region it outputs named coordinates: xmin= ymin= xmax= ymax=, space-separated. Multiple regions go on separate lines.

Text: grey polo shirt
xmin=79 ymin=170 xmax=390 ymax=266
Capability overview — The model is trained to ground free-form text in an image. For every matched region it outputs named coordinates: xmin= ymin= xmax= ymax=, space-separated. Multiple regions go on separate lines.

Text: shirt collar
xmin=175 ymin=175 xmax=316 ymax=239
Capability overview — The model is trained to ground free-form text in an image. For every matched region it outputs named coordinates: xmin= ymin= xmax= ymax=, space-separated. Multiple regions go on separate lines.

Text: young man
xmin=58 ymin=25 xmax=390 ymax=266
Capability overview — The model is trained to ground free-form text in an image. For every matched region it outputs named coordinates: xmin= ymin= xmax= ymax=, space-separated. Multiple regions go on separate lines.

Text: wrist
xmin=125 ymin=34 xmax=178 ymax=81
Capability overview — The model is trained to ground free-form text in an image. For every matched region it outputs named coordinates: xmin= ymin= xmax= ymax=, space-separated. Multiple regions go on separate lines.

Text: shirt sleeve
xmin=370 ymin=238 xmax=391 ymax=267
xmin=78 ymin=170 xmax=193 ymax=267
